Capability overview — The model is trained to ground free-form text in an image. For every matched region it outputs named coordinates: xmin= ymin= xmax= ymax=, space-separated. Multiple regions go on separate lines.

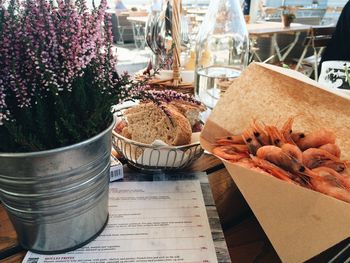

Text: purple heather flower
xmin=0 ymin=0 xmax=200 ymax=128
xmin=0 ymin=0 xmax=117 ymax=125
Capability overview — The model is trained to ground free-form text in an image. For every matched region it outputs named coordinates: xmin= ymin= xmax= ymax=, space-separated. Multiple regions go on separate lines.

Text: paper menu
xmin=23 ymin=181 xmax=218 ymax=263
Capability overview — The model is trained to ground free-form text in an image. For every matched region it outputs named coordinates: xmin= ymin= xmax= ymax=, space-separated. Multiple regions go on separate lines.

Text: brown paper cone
xmin=200 ymin=63 xmax=350 ymax=263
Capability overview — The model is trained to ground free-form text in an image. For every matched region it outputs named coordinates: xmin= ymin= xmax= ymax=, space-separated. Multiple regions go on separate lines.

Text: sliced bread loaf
xmin=123 ymin=102 xmax=192 ymax=146
xmin=169 ymin=100 xmax=206 ymax=128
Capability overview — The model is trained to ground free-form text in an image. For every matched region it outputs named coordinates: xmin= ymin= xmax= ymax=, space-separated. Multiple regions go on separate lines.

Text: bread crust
xmin=123 ymin=102 xmax=192 ymax=146
xmin=170 ymin=100 xmax=206 ymax=127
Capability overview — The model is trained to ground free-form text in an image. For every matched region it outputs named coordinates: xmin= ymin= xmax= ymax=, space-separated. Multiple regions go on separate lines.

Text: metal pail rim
xmin=0 ymin=115 xmax=115 ymax=157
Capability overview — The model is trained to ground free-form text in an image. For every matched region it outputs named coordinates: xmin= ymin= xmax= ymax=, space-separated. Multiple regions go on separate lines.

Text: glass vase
xmin=195 ymin=0 xmax=249 ymax=109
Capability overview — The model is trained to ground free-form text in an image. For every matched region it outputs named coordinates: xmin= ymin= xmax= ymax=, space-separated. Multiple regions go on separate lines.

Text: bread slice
xmin=169 ymin=100 xmax=206 ymax=128
xmin=123 ymin=102 xmax=192 ymax=146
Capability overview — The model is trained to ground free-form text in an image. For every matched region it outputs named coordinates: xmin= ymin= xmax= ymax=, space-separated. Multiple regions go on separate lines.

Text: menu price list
xmin=23 ymin=181 xmax=218 ymax=263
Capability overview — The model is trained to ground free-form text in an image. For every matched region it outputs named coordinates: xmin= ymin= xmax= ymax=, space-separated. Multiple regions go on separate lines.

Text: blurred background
xmin=92 ymin=0 xmax=348 ymax=80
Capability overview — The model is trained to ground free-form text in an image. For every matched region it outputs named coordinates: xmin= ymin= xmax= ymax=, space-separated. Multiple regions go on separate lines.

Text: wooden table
xmin=1 ymin=154 xmax=350 ymax=262
xmin=125 ymin=16 xmax=148 ymax=49
xmin=247 ymin=22 xmax=310 ymax=36
xmin=185 ymin=8 xmax=208 ymax=16
xmin=127 ymin=16 xmax=148 ymax=25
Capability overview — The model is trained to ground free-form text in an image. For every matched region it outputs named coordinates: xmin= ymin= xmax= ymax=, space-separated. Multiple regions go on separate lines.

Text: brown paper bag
xmin=200 ymin=62 xmax=350 ymax=263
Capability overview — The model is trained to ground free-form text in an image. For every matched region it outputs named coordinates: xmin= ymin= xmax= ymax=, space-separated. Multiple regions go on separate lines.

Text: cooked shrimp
xmin=320 ymin=160 xmax=348 ymax=173
xmin=265 ymin=125 xmax=286 ymax=147
xmin=281 ymin=117 xmax=294 ymax=134
xmin=234 ymin=158 xmax=256 ymax=168
xmin=256 ymin=145 xmax=286 ymax=164
xmin=250 ymin=119 xmax=270 ymax=145
xmin=256 ymin=145 xmax=304 ymax=174
xmin=311 ymin=167 xmax=350 ymax=203
xmin=242 ymin=128 xmax=262 ymax=155
xmin=212 ymin=145 xmax=249 ymax=161
xmin=281 ymin=117 xmax=297 ymax=145
xmin=234 ymin=158 xmax=264 ymax=171
xmin=264 ymin=123 xmax=303 ymax=162
xmin=303 ymin=148 xmax=347 ymax=172
xmin=319 ymin=143 xmax=341 ymax=158
xmin=250 ymin=155 xmax=296 ymax=183
xmin=290 ymin=132 xmax=305 ymax=144
xmin=281 ymin=116 xmax=310 ymax=146
xmin=264 ymin=124 xmax=303 ymax=164
xmin=281 ymin=143 xmax=303 ymax=163
xmin=341 ymin=168 xmax=350 ymax=178
xmin=256 ymin=145 xmax=320 ymax=187
xmin=215 ymin=135 xmax=245 ymax=145
xmin=224 ymin=144 xmax=248 ymax=153
xmin=313 ymin=167 xmax=350 ymax=189
xmin=296 ymin=129 xmax=336 ymax=151
xmin=310 ymin=180 xmax=350 ymax=203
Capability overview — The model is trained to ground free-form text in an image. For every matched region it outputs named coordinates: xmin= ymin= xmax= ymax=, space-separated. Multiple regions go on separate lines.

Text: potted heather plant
xmin=0 ymin=0 xmax=199 ymax=254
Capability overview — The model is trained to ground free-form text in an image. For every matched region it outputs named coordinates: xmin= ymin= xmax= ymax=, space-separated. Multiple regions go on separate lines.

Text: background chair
xmin=110 ymin=12 xmax=123 ymax=44
xmin=130 ymin=21 xmax=146 ymax=49
xmin=116 ymin=14 xmax=135 ymax=44
xmin=108 ymin=10 xmax=136 ymax=45
xmin=295 ymin=25 xmax=335 ymax=81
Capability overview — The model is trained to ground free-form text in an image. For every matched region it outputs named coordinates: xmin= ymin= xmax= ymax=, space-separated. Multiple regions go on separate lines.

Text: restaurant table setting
xmin=3 ymin=61 xmax=350 ymax=262
xmin=2 ymin=0 xmax=350 ymax=262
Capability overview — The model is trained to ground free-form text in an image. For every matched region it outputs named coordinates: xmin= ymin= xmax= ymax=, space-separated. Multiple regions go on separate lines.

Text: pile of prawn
xmin=213 ymin=117 xmax=350 ymax=203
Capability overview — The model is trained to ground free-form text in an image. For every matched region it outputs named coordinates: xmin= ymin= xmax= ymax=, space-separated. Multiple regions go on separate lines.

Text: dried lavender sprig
xmin=141 ymin=89 xmax=201 ymax=105
xmin=115 ymin=46 xmax=202 ymax=122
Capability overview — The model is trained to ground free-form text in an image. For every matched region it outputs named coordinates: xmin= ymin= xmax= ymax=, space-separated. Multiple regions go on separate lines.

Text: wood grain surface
xmin=0 ymin=205 xmax=18 ymax=251
xmin=1 ymin=154 xmax=350 ymax=262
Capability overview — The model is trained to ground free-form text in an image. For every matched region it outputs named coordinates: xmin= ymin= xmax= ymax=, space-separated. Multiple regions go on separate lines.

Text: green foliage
xmin=0 ymin=64 xmax=115 ymax=152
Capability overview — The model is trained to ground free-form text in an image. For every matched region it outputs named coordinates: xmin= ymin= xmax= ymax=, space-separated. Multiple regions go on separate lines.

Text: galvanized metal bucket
xmin=0 ymin=119 xmax=115 ymax=254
